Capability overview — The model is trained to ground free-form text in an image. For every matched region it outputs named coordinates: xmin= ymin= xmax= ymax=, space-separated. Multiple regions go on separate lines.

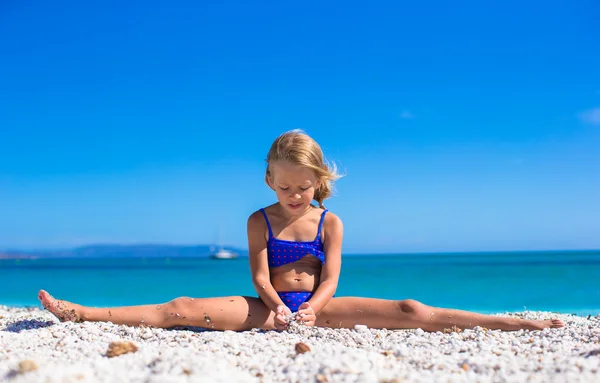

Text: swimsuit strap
xmin=259 ymin=208 xmax=274 ymax=239
xmin=316 ymin=209 xmax=328 ymax=239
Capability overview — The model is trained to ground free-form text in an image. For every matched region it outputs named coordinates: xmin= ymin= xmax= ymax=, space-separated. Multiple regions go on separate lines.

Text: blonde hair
xmin=265 ymin=129 xmax=341 ymax=209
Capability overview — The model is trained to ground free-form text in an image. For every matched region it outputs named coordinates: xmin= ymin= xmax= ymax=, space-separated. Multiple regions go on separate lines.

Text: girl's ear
xmin=266 ymin=173 xmax=275 ymax=190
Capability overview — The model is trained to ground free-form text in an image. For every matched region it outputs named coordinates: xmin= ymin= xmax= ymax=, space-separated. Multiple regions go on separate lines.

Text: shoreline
xmin=1 ymin=306 xmax=599 ymax=382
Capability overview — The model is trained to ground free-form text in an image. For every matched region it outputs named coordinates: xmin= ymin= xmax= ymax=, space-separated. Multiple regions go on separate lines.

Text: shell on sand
xmin=294 ymin=342 xmax=311 ymax=354
xmin=105 ymin=341 xmax=139 ymax=358
xmin=18 ymin=360 xmax=38 ymax=373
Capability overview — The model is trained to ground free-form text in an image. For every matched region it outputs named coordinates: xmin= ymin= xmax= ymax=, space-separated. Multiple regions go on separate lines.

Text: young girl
xmin=38 ymin=130 xmax=564 ymax=332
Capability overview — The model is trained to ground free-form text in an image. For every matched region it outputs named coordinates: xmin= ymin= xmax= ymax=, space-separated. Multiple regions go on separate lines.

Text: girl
xmin=38 ymin=130 xmax=564 ymax=332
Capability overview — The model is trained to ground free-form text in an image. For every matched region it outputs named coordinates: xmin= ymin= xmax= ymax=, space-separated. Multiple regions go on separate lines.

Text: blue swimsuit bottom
xmin=277 ymin=291 xmax=313 ymax=312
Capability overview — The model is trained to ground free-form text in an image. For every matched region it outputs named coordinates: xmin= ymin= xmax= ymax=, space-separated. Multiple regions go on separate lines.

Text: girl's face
xmin=268 ymin=161 xmax=321 ymax=216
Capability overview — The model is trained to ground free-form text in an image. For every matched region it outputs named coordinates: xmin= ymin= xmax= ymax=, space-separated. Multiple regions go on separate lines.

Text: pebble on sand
xmin=1 ymin=306 xmax=599 ymax=383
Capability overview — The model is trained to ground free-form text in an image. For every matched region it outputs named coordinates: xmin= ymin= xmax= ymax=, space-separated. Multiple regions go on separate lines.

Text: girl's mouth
xmin=288 ymin=203 xmax=303 ymax=209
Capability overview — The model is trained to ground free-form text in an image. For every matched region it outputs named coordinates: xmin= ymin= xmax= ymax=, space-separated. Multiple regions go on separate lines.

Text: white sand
xmin=1 ymin=306 xmax=599 ymax=382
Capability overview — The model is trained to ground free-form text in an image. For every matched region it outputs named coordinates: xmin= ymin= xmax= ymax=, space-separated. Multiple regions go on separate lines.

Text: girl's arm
xmin=247 ymin=211 xmax=286 ymax=313
xmin=306 ymin=212 xmax=344 ymax=314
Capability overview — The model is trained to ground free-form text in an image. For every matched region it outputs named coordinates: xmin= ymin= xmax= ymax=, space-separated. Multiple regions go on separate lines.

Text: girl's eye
xmin=300 ymin=187 xmax=310 ymax=191
xmin=279 ymin=187 xmax=289 ymax=191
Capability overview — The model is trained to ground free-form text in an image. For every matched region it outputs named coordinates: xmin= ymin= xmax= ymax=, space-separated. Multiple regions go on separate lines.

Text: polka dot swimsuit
xmin=260 ymin=208 xmax=327 ymax=268
xmin=260 ymin=208 xmax=328 ymax=312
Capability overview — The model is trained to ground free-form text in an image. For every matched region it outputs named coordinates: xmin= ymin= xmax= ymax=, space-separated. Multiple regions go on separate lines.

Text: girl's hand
xmin=296 ymin=302 xmax=316 ymax=327
xmin=274 ymin=304 xmax=292 ymax=331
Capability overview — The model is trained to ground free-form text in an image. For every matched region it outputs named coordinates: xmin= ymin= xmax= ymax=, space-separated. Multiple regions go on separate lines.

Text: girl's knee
xmin=167 ymin=297 xmax=191 ymax=311
xmin=163 ymin=297 xmax=192 ymax=322
xmin=396 ymin=299 xmax=428 ymax=319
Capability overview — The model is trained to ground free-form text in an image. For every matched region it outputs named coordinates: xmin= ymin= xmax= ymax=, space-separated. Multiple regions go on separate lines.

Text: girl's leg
xmin=38 ymin=290 xmax=276 ymax=331
xmin=316 ymin=297 xmax=564 ymax=331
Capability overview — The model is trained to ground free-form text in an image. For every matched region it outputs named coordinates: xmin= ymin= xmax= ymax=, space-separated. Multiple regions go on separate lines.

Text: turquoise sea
xmin=2 ymin=251 xmax=599 ymax=315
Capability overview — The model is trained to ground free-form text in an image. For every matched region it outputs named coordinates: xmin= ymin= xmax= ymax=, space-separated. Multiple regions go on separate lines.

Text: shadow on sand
xmin=3 ymin=319 xmax=55 ymax=333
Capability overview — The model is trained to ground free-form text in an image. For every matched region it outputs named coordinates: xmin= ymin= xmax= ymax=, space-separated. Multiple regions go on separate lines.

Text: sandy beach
xmin=1 ymin=306 xmax=599 ymax=383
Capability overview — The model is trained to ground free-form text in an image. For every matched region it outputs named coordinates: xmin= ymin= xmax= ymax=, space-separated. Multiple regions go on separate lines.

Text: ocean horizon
xmin=2 ymin=249 xmax=599 ymax=316
xmin=3 ymin=244 xmax=598 ymax=258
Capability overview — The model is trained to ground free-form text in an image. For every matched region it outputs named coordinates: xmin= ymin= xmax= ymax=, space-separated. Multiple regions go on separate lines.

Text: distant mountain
xmin=0 ymin=251 xmax=37 ymax=260
xmin=0 ymin=244 xmax=248 ymax=259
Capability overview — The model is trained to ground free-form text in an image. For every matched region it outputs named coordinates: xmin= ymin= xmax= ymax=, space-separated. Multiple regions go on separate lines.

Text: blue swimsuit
xmin=260 ymin=208 xmax=327 ymax=311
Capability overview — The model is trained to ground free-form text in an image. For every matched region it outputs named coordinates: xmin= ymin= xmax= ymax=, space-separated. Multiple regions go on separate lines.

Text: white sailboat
xmin=210 ymin=247 xmax=239 ymax=259
xmin=209 ymin=228 xmax=238 ymax=260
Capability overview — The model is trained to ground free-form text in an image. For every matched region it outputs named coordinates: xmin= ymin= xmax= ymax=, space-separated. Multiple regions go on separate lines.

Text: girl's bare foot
xmin=38 ymin=290 xmax=82 ymax=322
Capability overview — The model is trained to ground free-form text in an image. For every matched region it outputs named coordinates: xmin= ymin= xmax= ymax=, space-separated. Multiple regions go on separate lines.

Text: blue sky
xmin=1 ymin=0 xmax=599 ymax=253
